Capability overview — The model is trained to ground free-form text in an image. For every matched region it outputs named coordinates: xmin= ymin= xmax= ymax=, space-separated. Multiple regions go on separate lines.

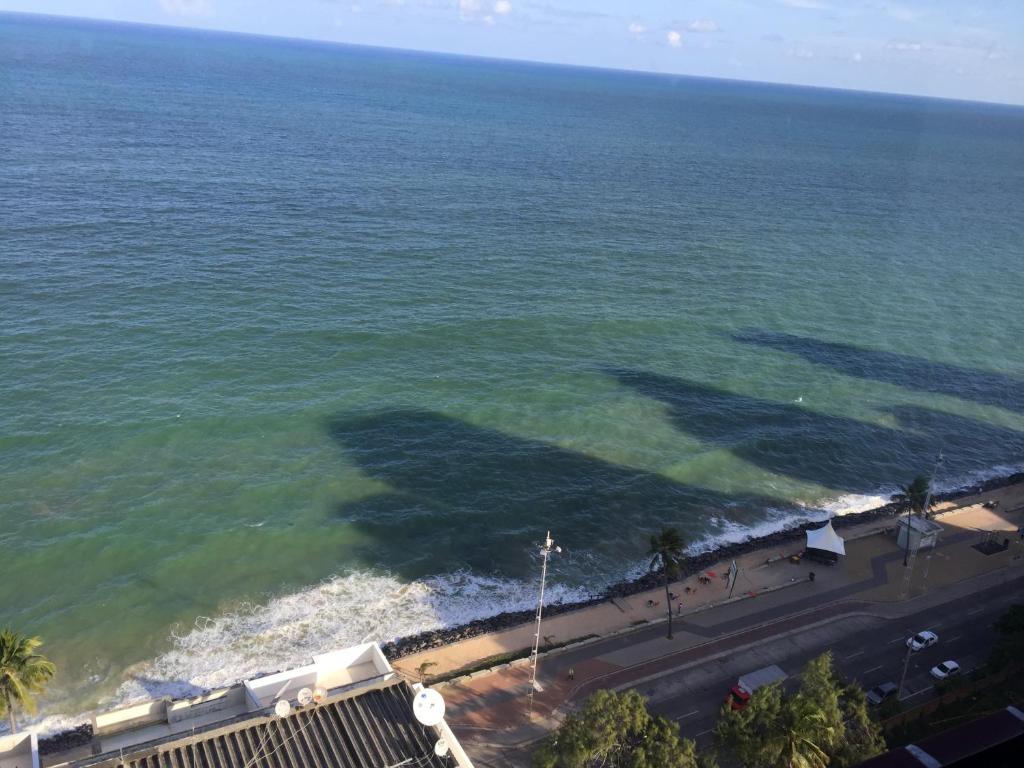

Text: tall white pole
xmin=527 ymin=531 xmax=556 ymax=720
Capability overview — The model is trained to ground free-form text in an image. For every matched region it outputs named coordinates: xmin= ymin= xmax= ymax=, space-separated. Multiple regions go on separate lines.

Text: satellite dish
xmin=312 ymin=686 xmax=327 ymax=704
xmin=412 ymin=688 xmax=445 ymax=727
xmin=274 ymin=699 xmax=292 ymax=718
xmin=434 ymin=739 xmax=449 ymax=757
xmin=297 ymin=688 xmax=313 ymax=706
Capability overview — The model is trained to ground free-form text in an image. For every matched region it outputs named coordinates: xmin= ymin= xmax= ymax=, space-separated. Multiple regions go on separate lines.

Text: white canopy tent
xmin=806 ymin=520 xmax=846 ymax=556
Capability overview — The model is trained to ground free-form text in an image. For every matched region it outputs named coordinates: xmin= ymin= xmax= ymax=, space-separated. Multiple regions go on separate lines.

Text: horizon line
xmin=3 ymin=9 xmax=1023 ymax=110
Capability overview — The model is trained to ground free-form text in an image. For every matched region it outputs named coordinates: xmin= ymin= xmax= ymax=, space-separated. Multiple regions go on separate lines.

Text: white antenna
xmin=297 ymin=687 xmax=313 ymax=706
xmin=412 ymin=688 xmax=445 ymax=726
xmin=527 ymin=530 xmax=559 ymax=720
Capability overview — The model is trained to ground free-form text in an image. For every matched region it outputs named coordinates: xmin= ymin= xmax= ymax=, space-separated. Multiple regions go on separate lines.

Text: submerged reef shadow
xmin=602 ymin=367 xmax=1024 ymax=493
xmin=326 ymin=408 xmax=791 ymax=583
xmin=732 ymin=329 xmax=1024 ymax=414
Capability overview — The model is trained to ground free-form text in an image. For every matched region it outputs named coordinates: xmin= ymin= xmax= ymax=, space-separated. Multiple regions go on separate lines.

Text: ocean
xmin=1 ymin=12 xmax=1023 ymax=729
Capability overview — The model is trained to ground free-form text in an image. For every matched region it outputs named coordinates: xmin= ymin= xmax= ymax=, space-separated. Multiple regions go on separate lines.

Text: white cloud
xmin=459 ymin=0 xmax=508 ymax=22
xmin=886 ymin=5 xmax=924 ymax=23
xmin=687 ymin=19 xmax=719 ymax=33
xmin=852 ymin=51 xmax=862 ymax=63
xmin=666 ymin=30 xmax=682 ymax=48
xmin=159 ymin=0 xmax=212 ymax=16
xmin=628 ymin=22 xmax=645 ymax=36
xmin=787 ymin=46 xmax=814 ymax=59
xmin=781 ymin=0 xmax=826 ymax=9
xmin=886 ymin=39 xmax=923 ymax=51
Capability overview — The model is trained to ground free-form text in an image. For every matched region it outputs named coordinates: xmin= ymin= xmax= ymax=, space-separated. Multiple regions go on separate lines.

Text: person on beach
xmin=567 ymin=667 xmax=575 ymax=681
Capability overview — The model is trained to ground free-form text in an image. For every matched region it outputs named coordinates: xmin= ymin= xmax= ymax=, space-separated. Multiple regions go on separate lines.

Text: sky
xmin=1 ymin=1 xmax=1022 ymax=105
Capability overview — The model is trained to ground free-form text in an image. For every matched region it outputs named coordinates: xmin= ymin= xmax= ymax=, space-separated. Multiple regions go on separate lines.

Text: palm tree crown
xmin=903 ymin=475 xmax=930 ymax=515
xmin=649 ymin=527 xmax=685 ymax=578
xmin=0 ymin=629 xmax=56 ymax=734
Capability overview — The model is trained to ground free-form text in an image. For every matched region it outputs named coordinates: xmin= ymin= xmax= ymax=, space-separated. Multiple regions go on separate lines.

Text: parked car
xmin=907 ymin=630 xmax=938 ymax=651
xmin=866 ymin=682 xmax=899 ymax=705
xmin=930 ymin=660 xmax=960 ymax=680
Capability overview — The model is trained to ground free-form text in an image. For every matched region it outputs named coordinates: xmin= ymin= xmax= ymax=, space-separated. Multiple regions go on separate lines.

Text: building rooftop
xmin=10 ymin=642 xmax=472 ymax=768
xmin=91 ymin=681 xmax=453 ymax=768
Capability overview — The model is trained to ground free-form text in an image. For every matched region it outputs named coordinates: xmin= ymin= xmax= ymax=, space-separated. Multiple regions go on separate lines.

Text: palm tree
xmin=901 ymin=475 xmax=930 ymax=566
xmin=772 ymin=694 xmax=834 ymax=768
xmin=903 ymin=475 xmax=930 ymax=516
xmin=648 ymin=527 xmax=686 ymax=640
xmin=0 ymin=630 xmax=56 ymax=734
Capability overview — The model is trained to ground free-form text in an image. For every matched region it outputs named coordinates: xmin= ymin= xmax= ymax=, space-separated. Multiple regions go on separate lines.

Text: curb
xmin=433 ymin=578 xmax=809 ymax=692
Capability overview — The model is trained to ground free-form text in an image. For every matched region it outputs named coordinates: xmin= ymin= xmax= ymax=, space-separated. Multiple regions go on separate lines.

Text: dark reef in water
xmin=379 ymin=472 xmax=1024 ymax=660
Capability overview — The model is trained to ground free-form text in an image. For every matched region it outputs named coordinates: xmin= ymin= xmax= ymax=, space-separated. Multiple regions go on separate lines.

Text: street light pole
xmin=898 ymin=642 xmax=914 ymax=700
xmin=527 ymin=531 xmax=559 ymax=720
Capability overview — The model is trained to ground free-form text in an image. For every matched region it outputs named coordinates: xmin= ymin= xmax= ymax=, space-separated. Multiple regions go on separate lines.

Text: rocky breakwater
xmin=383 ymin=471 xmax=1024 ymax=661
xmin=38 ymin=723 xmax=93 ymax=756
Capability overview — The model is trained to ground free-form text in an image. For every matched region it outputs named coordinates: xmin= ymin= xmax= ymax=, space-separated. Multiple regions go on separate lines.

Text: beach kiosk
xmin=804 ymin=520 xmax=846 ymax=565
xmin=897 ymin=515 xmax=942 ymax=552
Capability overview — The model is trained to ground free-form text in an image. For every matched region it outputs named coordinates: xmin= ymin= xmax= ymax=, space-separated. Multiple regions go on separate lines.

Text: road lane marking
xmin=678 ymin=710 xmax=700 ymax=719
xmin=863 ymin=665 xmax=883 ymax=675
xmin=968 ymin=607 xmax=984 ymax=615
xmin=696 ymin=729 xmax=714 ymax=738
xmin=844 ymin=651 xmax=865 ymax=660
xmin=948 ymin=635 xmax=962 ymax=642
xmin=888 ymin=637 xmax=905 ymax=644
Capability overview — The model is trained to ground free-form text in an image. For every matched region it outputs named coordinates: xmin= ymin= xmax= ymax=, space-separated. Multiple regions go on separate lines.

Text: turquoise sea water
xmin=2 ymin=13 xmax=1023 ymax=726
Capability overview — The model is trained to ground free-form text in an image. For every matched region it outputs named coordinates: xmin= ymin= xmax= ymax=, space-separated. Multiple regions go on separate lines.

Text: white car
xmin=907 ymin=630 xmax=938 ymax=651
xmin=930 ymin=660 xmax=960 ymax=680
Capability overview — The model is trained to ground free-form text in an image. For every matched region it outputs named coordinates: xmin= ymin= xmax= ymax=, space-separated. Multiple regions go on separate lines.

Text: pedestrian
xmin=677 ymin=602 xmax=683 ymax=615
xmin=567 ymin=667 xmax=575 ymax=681
xmin=809 ymin=571 xmax=816 ymax=582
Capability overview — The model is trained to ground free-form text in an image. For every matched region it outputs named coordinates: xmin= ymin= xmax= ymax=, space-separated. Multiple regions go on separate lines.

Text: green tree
xmin=990 ymin=603 xmax=1024 ymax=670
xmin=797 ymin=652 xmax=842 ymax=754
xmin=532 ymin=689 xmax=705 ymax=768
xmin=900 ymin=475 xmax=931 ymax=565
xmin=832 ymin=683 xmax=887 ymax=767
xmin=902 ymin=476 xmax=931 ymax=515
xmin=772 ymin=694 xmax=832 ymax=768
xmin=714 ymin=653 xmax=883 ymax=768
xmin=716 ymin=683 xmax=786 ymax=768
xmin=0 ymin=630 xmax=56 ymax=734
xmin=648 ymin=527 xmax=686 ymax=640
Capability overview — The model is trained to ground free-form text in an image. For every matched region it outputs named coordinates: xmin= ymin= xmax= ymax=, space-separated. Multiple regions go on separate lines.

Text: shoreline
xmin=33 ymin=467 xmax=1024 ymax=748
xmin=379 ymin=469 xmax=1024 ymax=660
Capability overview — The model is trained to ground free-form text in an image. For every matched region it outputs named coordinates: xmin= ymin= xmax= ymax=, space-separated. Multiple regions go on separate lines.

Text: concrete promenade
xmin=393 ymin=483 xmax=1024 ymax=766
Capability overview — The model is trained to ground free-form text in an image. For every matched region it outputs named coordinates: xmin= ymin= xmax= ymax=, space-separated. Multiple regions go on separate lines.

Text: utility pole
xmin=527 ymin=531 xmax=560 ymax=720
xmin=898 ymin=641 xmax=914 ymax=700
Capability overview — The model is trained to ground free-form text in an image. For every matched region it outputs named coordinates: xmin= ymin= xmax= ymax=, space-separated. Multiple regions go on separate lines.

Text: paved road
xmin=642 ymin=577 xmax=1021 ymax=749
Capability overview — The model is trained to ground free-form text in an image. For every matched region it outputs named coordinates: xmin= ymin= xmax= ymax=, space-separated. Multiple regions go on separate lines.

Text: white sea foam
xmin=104 ymin=571 xmax=587 ymax=714
xmin=28 ymin=461 xmax=1024 ymax=736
